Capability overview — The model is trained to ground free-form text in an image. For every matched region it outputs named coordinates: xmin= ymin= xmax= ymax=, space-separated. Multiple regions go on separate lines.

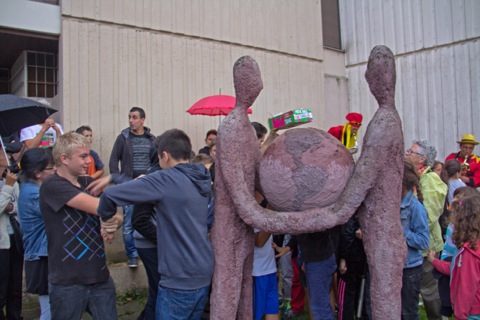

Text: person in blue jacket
xmin=18 ymin=148 xmax=56 ymax=320
xmin=400 ymin=158 xmax=430 ymax=320
xmin=97 ymin=129 xmax=214 ymax=320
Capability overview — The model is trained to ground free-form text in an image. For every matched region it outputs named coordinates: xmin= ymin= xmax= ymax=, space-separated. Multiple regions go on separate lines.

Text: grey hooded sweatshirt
xmin=98 ymin=163 xmax=214 ymax=290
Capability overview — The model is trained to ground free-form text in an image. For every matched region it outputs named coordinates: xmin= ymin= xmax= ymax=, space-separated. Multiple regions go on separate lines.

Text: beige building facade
xmin=1 ymin=0 xmax=349 ymax=165
xmin=340 ymin=0 xmax=480 ymax=160
xmin=2 ymin=1 xmax=479 ymax=165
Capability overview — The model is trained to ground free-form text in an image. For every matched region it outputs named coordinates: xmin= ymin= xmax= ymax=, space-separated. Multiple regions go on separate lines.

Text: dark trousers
xmin=0 ymin=235 xmax=24 ymax=320
xmin=339 ymin=260 xmax=371 ymax=320
xmin=401 ymin=264 xmax=424 ymax=320
xmin=49 ymin=277 xmax=117 ymax=320
xmin=420 ymin=258 xmax=442 ymax=320
xmin=304 ymin=255 xmax=337 ymax=320
xmin=137 ymin=247 xmax=160 ymax=320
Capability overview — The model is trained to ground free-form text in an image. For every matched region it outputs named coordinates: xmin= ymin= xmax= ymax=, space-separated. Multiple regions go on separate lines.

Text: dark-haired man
xmin=109 ymin=107 xmax=156 ymax=267
xmin=198 ymin=129 xmax=217 ymax=156
xmin=98 ymin=129 xmax=214 ymax=319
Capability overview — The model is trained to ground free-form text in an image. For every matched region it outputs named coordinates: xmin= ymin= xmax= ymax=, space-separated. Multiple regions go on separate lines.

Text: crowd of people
xmin=1 ymin=107 xmax=480 ymax=320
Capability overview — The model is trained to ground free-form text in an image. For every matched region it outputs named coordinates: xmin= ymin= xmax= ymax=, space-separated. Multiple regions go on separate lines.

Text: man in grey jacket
xmin=109 ymin=107 xmax=156 ymax=267
xmin=99 ymin=129 xmax=214 ymax=319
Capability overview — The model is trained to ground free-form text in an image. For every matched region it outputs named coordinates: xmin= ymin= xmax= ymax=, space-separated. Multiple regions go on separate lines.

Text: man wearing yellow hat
xmin=445 ymin=134 xmax=480 ymax=188
xmin=328 ymin=112 xmax=363 ymax=154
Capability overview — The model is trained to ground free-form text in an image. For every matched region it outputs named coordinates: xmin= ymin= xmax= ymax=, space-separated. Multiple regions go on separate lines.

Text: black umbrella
xmin=0 ymin=94 xmax=58 ymax=137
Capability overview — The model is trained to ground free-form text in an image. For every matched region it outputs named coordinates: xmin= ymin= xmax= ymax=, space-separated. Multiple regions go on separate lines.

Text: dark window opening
xmin=322 ymin=0 xmax=342 ymax=50
xmin=0 ymin=30 xmax=58 ymax=98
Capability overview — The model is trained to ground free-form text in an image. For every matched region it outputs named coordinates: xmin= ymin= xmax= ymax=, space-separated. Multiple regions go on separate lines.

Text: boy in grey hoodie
xmin=97 ymin=129 xmax=214 ymax=319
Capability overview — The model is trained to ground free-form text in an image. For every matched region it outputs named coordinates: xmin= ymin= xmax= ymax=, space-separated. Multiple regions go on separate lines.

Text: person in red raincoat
xmin=445 ymin=134 xmax=480 ymax=188
xmin=328 ymin=112 xmax=363 ymax=154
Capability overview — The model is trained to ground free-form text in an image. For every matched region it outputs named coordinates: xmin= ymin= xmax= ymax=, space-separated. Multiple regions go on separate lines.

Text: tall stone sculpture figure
xmin=210 ymin=56 xmax=264 ymax=320
xmin=211 ymin=46 xmax=406 ymax=320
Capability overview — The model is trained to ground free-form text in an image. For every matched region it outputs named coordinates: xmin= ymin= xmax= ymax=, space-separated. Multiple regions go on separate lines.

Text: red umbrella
xmin=187 ymin=94 xmax=252 ymax=116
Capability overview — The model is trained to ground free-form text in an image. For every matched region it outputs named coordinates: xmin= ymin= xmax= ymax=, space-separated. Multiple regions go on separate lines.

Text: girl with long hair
xmin=429 ymin=191 xmax=480 ymax=319
xmin=400 ymin=158 xmax=430 ymax=320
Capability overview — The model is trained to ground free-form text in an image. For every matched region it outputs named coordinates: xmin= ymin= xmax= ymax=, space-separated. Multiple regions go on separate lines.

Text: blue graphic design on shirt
xmin=61 ymin=207 xmax=105 ymax=262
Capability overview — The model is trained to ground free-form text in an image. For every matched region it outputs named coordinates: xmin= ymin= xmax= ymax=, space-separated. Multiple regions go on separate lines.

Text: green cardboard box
xmin=268 ymin=109 xmax=313 ymax=130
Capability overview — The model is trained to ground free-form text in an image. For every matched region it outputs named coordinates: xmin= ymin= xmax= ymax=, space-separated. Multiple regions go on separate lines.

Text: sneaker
xmin=278 ymin=299 xmax=284 ymax=310
xmin=128 ymin=257 xmax=138 ymax=268
xmin=283 ymin=301 xmax=291 ymax=314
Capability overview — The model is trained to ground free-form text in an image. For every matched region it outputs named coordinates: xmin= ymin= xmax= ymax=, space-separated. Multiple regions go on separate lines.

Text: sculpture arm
xmin=228 ymin=160 xmax=374 ymax=234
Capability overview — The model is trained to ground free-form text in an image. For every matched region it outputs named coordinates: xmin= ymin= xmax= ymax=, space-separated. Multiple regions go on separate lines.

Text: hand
xmin=5 ymin=203 xmax=14 ymax=213
xmin=272 ymin=243 xmax=290 ymax=258
xmin=100 ymin=213 xmax=123 ymax=244
xmin=101 ymin=212 xmax=123 ymax=233
xmin=5 ymin=171 xmax=17 ymax=186
xmin=355 ymin=228 xmax=363 ymax=240
xmin=101 ymin=228 xmax=115 ymax=244
xmin=42 ymin=118 xmax=55 ymax=131
xmin=339 ymin=259 xmax=347 ymax=274
xmin=459 ymin=176 xmax=470 ymax=184
xmin=427 ymin=250 xmax=436 ymax=263
xmin=86 ymin=175 xmax=112 ymax=196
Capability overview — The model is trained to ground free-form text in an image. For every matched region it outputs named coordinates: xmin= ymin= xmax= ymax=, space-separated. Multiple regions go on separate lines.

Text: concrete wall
xmin=59 ymin=1 xmax=340 ymax=164
xmin=323 ymin=48 xmax=349 ymax=130
xmin=340 ymin=0 xmax=480 ymax=159
xmin=0 ymin=0 xmax=60 ymax=35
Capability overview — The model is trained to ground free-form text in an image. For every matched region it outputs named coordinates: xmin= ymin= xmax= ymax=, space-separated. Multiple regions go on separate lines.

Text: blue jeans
xmin=49 ymin=277 xmax=117 ymax=320
xmin=123 ymin=205 xmax=138 ymax=258
xmin=305 ymin=254 xmax=337 ymax=320
xmin=156 ymin=284 xmax=210 ymax=320
xmin=137 ymin=247 xmax=160 ymax=320
xmin=401 ymin=264 xmax=423 ymax=320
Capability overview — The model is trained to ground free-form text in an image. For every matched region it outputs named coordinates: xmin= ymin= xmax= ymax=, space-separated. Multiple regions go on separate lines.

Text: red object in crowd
xmin=187 ymin=95 xmax=252 ymax=116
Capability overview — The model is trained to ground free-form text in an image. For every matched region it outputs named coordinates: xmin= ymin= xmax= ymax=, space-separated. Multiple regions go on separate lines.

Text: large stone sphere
xmin=259 ymin=127 xmax=354 ymax=211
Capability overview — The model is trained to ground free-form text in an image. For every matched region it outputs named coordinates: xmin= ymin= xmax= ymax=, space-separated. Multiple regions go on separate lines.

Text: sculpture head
xmin=233 ymin=56 xmax=263 ymax=108
xmin=365 ymin=45 xmax=396 ymax=106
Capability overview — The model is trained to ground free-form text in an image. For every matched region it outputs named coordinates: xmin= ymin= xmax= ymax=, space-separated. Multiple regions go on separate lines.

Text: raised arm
xmin=21 ymin=121 xmax=52 ymax=148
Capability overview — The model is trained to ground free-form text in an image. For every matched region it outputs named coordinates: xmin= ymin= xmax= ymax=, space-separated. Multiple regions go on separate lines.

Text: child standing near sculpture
xmin=98 ymin=129 xmax=214 ymax=320
xmin=429 ymin=192 xmax=480 ymax=319
xmin=400 ymin=159 xmax=430 ymax=320
xmin=253 ymin=228 xmax=279 ymax=320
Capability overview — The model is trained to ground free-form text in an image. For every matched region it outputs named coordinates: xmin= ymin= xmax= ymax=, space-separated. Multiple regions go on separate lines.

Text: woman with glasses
xmin=18 ymin=148 xmax=55 ymax=320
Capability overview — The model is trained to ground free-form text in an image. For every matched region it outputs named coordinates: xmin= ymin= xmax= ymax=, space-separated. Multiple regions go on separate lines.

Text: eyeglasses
xmin=406 ymin=149 xmax=424 ymax=157
xmin=350 ymin=122 xmax=362 ymax=127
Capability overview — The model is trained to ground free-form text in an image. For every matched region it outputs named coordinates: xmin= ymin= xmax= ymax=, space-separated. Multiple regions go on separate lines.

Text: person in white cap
xmin=445 ymin=134 xmax=480 ymax=188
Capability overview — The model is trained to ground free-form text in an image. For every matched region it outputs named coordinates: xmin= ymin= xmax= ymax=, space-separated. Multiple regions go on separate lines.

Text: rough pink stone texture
xmin=259 ymin=128 xmax=354 ymax=211
xmin=210 ymin=56 xmax=264 ymax=320
xmin=211 ymin=46 xmax=406 ymax=320
xmin=358 ymin=45 xmax=406 ymax=320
